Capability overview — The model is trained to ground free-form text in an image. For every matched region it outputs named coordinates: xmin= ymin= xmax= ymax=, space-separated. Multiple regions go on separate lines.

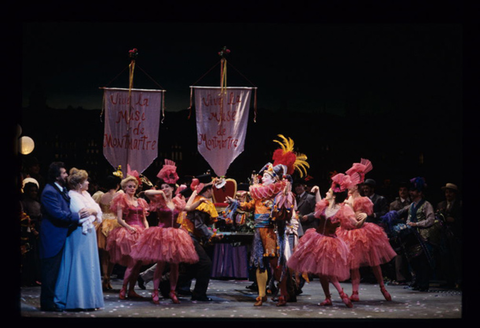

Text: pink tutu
xmin=106 ymin=225 xmax=146 ymax=266
xmin=337 ymin=222 xmax=397 ymax=269
xmin=130 ymin=227 xmax=199 ymax=264
xmin=287 ymin=229 xmax=351 ymax=281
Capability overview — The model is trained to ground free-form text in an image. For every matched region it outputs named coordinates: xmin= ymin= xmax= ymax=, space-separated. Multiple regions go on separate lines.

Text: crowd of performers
xmin=30 ymin=135 xmax=459 ymax=312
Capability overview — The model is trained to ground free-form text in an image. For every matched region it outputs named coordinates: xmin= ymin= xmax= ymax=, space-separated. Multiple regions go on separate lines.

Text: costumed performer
xmin=226 ymin=135 xmax=309 ymax=307
xmin=287 ymin=173 xmax=364 ymax=308
xmin=130 ymin=160 xmax=199 ymax=305
xmin=92 ymin=169 xmax=122 ymax=290
xmin=179 ymin=174 xmax=223 ymax=301
xmin=106 ymin=174 xmax=149 ymax=300
xmin=337 ymin=158 xmax=396 ymax=302
xmin=54 ymin=168 xmax=104 ymax=311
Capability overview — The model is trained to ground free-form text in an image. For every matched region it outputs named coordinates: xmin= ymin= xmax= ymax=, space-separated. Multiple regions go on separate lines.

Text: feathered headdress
xmin=272 ymin=135 xmax=309 ymax=178
xmin=127 ymin=164 xmax=142 ymax=185
xmin=157 ymin=159 xmax=179 ymax=184
xmin=345 ymin=158 xmax=373 ymax=184
xmin=331 ymin=173 xmax=360 ymax=193
xmin=113 ymin=165 xmax=123 ymax=179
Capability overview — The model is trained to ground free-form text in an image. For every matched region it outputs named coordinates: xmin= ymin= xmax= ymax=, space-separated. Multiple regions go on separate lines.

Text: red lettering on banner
xmin=104 ymin=133 xmax=157 ymax=151
xmin=198 ymin=133 xmax=239 ymax=151
xmin=110 ymin=93 xmax=150 ymax=107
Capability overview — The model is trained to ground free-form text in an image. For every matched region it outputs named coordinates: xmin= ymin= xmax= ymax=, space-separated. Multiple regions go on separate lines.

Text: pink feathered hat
xmin=157 ymin=159 xmax=179 ymax=185
xmin=345 ymin=158 xmax=373 ymax=184
xmin=331 ymin=173 xmax=360 ymax=193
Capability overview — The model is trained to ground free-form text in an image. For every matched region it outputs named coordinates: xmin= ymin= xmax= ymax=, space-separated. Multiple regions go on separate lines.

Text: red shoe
xmin=380 ymin=286 xmax=392 ymax=301
xmin=276 ymin=295 xmax=287 ymax=307
xmin=319 ymin=293 xmax=332 ymax=306
xmin=128 ymin=290 xmax=144 ymax=299
xmin=169 ymin=290 xmax=180 ymax=304
xmin=340 ymin=290 xmax=353 ymax=308
xmin=119 ymin=286 xmax=127 ymax=300
xmin=152 ymin=290 xmax=160 ymax=305
xmin=319 ymin=298 xmax=332 ymax=306
xmin=350 ymin=290 xmax=359 ymax=302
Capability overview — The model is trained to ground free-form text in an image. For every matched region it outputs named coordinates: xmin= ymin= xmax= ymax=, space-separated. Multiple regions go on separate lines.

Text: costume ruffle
xmin=106 ymin=225 xmax=146 ymax=266
xmin=110 ymin=193 xmax=148 ymax=216
xmin=337 ymin=222 xmax=396 ymax=269
xmin=96 ymin=215 xmax=120 ymax=249
xmin=149 ymin=194 xmax=186 ymax=212
xmin=249 ymin=180 xmax=286 ymax=200
xmin=287 ymin=229 xmax=350 ymax=281
xmin=352 ymin=196 xmax=374 ymax=216
xmin=130 ymin=227 xmax=199 ymax=264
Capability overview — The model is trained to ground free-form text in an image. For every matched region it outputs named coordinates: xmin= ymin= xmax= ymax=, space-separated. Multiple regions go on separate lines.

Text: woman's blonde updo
xmin=68 ymin=167 xmax=88 ymax=189
xmin=120 ymin=176 xmax=139 ymax=190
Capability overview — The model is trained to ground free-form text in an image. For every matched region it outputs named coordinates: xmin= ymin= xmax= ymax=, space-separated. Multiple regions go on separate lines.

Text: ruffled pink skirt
xmin=106 ymin=225 xmax=146 ymax=266
xmin=337 ymin=222 xmax=397 ymax=269
xmin=287 ymin=229 xmax=351 ymax=281
xmin=130 ymin=227 xmax=199 ymax=264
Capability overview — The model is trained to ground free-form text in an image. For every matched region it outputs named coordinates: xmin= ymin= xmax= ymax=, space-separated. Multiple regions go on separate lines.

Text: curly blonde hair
xmin=120 ymin=176 xmax=139 ymax=190
xmin=68 ymin=167 xmax=88 ymax=189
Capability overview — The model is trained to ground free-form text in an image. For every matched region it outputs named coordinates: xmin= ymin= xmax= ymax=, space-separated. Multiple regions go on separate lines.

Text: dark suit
xmin=367 ymin=193 xmax=389 ymax=224
xmin=296 ymin=192 xmax=317 ymax=236
xmin=39 ymin=183 xmax=80 ymax=310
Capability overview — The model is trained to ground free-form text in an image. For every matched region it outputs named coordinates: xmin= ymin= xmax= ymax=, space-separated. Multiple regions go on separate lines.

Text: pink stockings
xmin=351 ymin=265 xmax=385 ymax=292
xmin=153 ymin=262 xmax=179 ymax=293
xmin=350 ymin=266 xmax=391 ymax=301
xmin=120 ymin=261 xmax=144 ymax=298
xmin=319 ymin=276 xmax=352 ymax=308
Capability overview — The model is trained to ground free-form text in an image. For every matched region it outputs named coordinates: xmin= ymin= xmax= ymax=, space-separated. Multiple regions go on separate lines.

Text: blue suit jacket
xmin=39 ymin=183 xmax=80 ymax=259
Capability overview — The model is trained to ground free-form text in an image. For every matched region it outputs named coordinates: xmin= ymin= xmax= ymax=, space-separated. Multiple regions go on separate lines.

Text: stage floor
xmin=18 ymin=277 xmax=462 ymax=320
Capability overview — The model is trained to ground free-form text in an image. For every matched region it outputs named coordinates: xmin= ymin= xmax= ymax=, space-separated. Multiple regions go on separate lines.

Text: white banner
xmin=193 ymin=86 xmax=252 ymax=177
xmin=103 ymin=88 xmax=163 ymax=173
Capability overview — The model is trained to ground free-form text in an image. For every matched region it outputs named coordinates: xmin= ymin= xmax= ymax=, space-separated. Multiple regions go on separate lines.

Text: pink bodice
xmin=156 ymin=207 xmax=180 ymax=228
xmin=123 ymin=203 xmax=146 ymax=228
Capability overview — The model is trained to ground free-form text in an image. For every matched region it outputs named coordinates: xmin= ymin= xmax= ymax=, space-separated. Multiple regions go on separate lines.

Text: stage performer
xmin=287 ymin=173 xmax=364 ymax=308
xmin=39 ymin=162 xmax=93 ymax=311
xmin=54 ymin=168 xmax=104 ymax=311
xmin=130 ymin=160 xmax=199 ymax=305
xmin=106 ymin=175 xmax=149 ymax=300
xmin=179 ymin=174 xmax=223 ymax=301
xmin=227 ymin=135 xmax=309 ymax=307
xmin=338 ymin=158 xmax=396 ymax=302
xmin=92 ymin=172 xmax=122 ymax=291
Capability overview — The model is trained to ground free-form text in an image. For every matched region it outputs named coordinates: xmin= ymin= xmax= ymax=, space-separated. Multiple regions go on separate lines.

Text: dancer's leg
xmin=254 ymin=268 xmax=268 ymax=306
xmin=318 ymin=276 xmax=332 ymax=306
xmin=372 ymin=265 xmax=391 ymax=301
xmin=127 ymin=261 xmax=144 ymax=298
xmin=350 ymin=268 xmax=360 ymax=301
xmin=169 ymin=263 xmax=180 ymax=304
xmin=331 ymin=277 xmax=353 ymax=308
xmin=151 ymin=262 xmax=166 ymax=304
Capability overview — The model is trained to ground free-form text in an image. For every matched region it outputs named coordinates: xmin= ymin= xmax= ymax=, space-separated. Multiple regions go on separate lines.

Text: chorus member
xmin=287 ymin=173 xmax=364 ymax=308
xmin=106 ymin=175 xmax=149 ymax=299
xmin=338 ymin=159 xmax=396 ymax=302
xmin=406 ymin=177 xmax=436 ymax=292
xmin=39 ymin=162 xmax=91 ymax=311
xmin=130 ymin=160 xmax=199 ymax=304
xmin=54 ymin=168 xmax=104 ymax=311
xmin=180 ymin=176 xmax=222 ymax=301
xmin=92 ymin=174 xmax=121 ymax=290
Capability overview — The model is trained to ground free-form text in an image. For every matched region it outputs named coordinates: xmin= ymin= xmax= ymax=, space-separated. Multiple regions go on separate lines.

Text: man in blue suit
xmin=39 ymin=162 xmax=91 ymax=311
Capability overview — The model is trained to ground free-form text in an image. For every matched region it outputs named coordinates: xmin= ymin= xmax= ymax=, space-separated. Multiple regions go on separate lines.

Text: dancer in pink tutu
xmin=287 ymin=173 xmax=365 ymax=308
xmin=337 ymin=158 xmax=397 ymax=302
xmin=130 ymin=160 xmax=199 ymax=305
xmin=106 ymin=174 xmax=149 ymax=300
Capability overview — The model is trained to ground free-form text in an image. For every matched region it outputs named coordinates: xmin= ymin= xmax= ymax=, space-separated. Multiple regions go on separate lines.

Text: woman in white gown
xmin=54 ymin=168 xmax=104 ymax=311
